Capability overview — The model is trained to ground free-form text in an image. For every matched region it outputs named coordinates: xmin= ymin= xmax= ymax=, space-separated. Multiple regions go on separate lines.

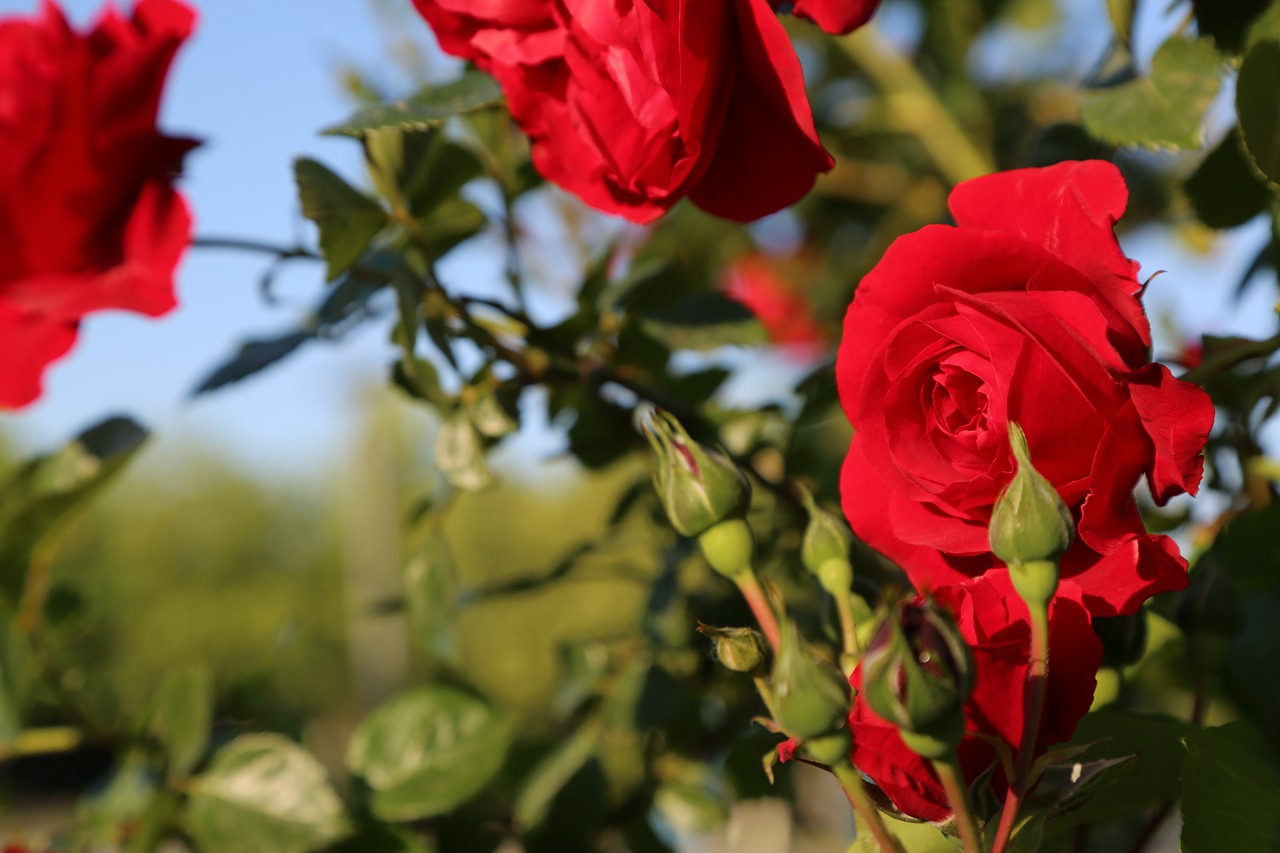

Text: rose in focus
xmin=0 ymin=0 xmax=196 ymax=409
xmin=836 ymin=161 xmax=1214 ymax=617
xmin=848 ymin=573 xmax=1102 ymax=822
xmin=411 ymin=0 xmax=880 ymax=223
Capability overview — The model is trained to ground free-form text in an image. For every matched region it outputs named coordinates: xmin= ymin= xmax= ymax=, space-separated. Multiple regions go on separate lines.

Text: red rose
xmin=411 ymin=0 xmax=834 ymax=223
xmin=836 ymin=161 xmax=1214 ymax=617
xmin=849 ymin=573 xmax=1102 ymax=822
xmin=724 ymin=254 xmax=827 ymax=354
xmin=771 ymin=0 xmax=881 ymax=34
xmin=0 ymin=0 xmax=196 ymax=410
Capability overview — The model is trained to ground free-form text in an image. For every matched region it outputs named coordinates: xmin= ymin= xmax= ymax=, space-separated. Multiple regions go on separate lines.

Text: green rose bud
xmin=861 ymin=600 xmax=973 ymax=759
xmin=697 ymin=623 xmax=768 ymax=675
xmin=801 ymin=490 xmax=853 ymax=585
xmin=641 ymin=407 xmax=751 ymax=538
xmin=989 ymin=421 xmax=1074 ymax=566
xmin=771 ymin=622 xmax=850 ymax=740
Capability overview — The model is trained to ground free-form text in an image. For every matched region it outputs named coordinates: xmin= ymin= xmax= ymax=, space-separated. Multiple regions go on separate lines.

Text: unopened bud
xmin=641 ymin=408 xmax=751 ymax=538
xmin=698 ymin=624 xmax=768 ymax=674
xmin=861 ymin=600 xmax=973 ymax=759
xmin=698 ymin=518 xmax=755 ymax=580
xmin=771 ymin=622 xmax=849 ymax=740
xmin=801 ymin=491 xmax=852 ymax=577
xmin=989 ymin=422 xmax=1074 ymax=567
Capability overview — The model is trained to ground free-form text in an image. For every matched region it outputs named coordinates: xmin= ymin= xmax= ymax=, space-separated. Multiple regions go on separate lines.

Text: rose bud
xmin=697 ymin=624 xmax=768 ymax=675
xmin=801 ymin=490 xmax=854 ymax=594
xmin=771 ymin=623 xmax=849 ymax=740
xmin=860 ymin=600 xmax=974 ymax=759
xmin=641 ymin=407 xmax=750 ymax=538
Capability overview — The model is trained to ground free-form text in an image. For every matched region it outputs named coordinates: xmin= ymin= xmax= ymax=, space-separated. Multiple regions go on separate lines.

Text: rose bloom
xmin=770 ymin=0 xmax=880 ymax=34
xmin=411 ymin=0 xmax=881 ymax=223
xmin=836 ymin=161 xmax=1214 ymax=617
xmin=724 ymin=254 xmax=827 ymax=354
xmin=0 ymin=0 xmax=196 ymax=410
xmin=849 ymin=573 xmax=1102 ymax=822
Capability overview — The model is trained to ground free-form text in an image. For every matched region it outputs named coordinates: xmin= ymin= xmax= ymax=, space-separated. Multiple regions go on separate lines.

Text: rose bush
xmin=848 ymin=573 xmax=1102 ymax=822
xmin=724 ymin=254 xmax=827 ymax=353
xmin=0 ymin=0 xmax=196 ymax=410
xmin=836 ymin=161 xmax=1215 ymax=617
xmin=410 ymin=0 xmax=882 ymax=223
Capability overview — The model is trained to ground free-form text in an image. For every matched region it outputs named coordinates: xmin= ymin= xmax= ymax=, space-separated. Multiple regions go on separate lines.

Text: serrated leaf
xmin=1186 ymin=128 xmax=1273 ymax=228
xmin=0 ymin=417 xmax=148 ymax=601
xmin=1181 ymin=722 xmax=1280 ymax=852
xmin=323 ymin=71 xmax=503 ymax=138
xmin=192 ymin=332 xmax=313 ymax=396
xmin=149 ymin=665 xmax=212 ymax=777
xmin=347 ymin=686 xmax=512 ymax=822
xmin=294 ymin=158 xmax=388 ymax=281
xmin=1238 ymin=39 xmax=1280 ymax=189
xmin=435 ymin=412 xmax=494 ymax=492
xmin=1083 ymin=37 xmax=1223 ymax=149
xmin=185 ymin=734 xmax=350 ymax=853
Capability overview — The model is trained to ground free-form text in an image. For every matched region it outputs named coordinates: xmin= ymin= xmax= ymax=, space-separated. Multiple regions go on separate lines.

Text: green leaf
xmin=192 ymin=332 xmax=314 ymax=396
xmin=1249 ymin=2 xmax=1280 ymax=47
xmin=1181 ymin=721 xmax=1280 ymax=852
xmin=435 ymin=411 xmax=495 ymax=492
xmin=1186 ymin=128 xmax=1273 ymax=228
xmin=185 ymin=734 xmax=350 ymax=853
xmin=403 ymin=527 xmax=458 ymax=661
xmin=392 ymin=357 xmax=452 ymax=410
xmin=148 ymin=665 xmax=213 ymax=777
xmin=346 ymin=686 xmax=513 ymax=822
xmin=514 ymin=715 xmax=606 ymax=830
xmin=326 ymin=824 xmax=435 ymax=853
xmin=1237 ymin=39 xmax=1280 ymax=189
xmin=294 ymin=158 xmax=388 ymax=281
xmin=323 ymin=71 xmax=504 ymax=138
xmin=1083 ymin=37 xmax=1224 ymax=150
xmin=1193 ymin=0 xmax=1271 ymax=53
xmin=0 ymin=417 xmax=148 ymax=601
xmin=464 ymin=388 xmax=518 ymax=439
xmin=638 ymin=293 xmax=767 ymax=352
xmin=1106 ymin=0 xmax=1136 ymax=46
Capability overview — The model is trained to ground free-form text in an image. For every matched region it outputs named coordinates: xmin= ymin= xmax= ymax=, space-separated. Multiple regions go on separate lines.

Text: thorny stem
xmin=992 ymin=604 xmax=1050 ymax=853
xmin=833 ymin=761 xmax=908 ymax=853
xmin=935 ymin=756 xmax=986 ymax=853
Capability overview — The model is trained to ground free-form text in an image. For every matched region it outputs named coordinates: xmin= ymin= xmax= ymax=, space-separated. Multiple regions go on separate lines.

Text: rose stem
xmin=935 ymin=755 xmax=986 ymax=853
xmin=736 ymin=572 xmax=782 ymax=653
xmin=834 ymin=590 xmax=862 ymax=677
xmin=992 ymin=604 xmax=1051 ymax=853
xmin=832 ymin=761 xmax=908 ymax=853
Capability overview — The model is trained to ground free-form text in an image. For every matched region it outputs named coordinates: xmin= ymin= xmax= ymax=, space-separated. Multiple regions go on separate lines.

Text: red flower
xmin=849 ymin=573 xmax=1102 ymax=822
xmin=771 ymin=0 xmax=881 ymax=34
xmin=0 ymin=0 xmax=196 ymax=410
xmin=724 ymin=254 xmax=827 ymax=353
xmin=411 ymin=0 xmax=836 ymax=224
xmin=835 ymin=161 xmax=1214 ymax=617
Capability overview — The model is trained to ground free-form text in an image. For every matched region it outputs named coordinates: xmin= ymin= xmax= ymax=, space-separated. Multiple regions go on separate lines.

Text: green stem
xmin=833 ymin=761 xmax=908 ymax=853
xmin=0 ymin=726 xmax=87 ymax=763
xmin=992 ymin=603 xmax=1050 ymax=853
xmin=837 ymin=24 xmax=994 ymax=186
xmin=736 ymin=572 xmax=782 ymax=654
xmin=935 ymin=756 xmax=986 ymax=853
xmin=834 ymin=591 xmax=862 ymax=678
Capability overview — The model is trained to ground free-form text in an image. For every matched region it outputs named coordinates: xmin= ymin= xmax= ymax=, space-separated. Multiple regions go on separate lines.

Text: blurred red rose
xmin=771 ymin=0 xmax=881 ymax=34
xmin=724 ymin=254 xmax=827 ymax=353
xmin=411 ymin=0 xmax=836 ymax=223
xmin=849 ymin=573 xmax=1101 ymax=822
xmin=836 ymin=161 xmax=1214 ymax=617
xmin=0 ymin=0 xmax=196 ymax=410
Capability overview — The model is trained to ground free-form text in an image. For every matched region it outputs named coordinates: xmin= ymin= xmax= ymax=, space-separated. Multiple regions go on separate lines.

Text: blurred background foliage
xmin=5 ymin=0 xmax=1280 ymax=850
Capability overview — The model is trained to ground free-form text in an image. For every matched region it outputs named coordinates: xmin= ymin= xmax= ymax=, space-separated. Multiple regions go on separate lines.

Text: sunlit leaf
xmin=323 ymin=71 xmax=503 ymax=138
xmin=294 ymin=158 xmax=388 ymax=281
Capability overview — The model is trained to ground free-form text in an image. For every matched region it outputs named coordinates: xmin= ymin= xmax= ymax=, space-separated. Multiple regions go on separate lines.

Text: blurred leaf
xmin=294 ymin=157 xmax=388 ymax=281
xmin=1083 ymin=37 xmax=1223 ymax=150
xmin=0 ymin=417 xmax=148 ymax=601
xmin=1106 ymin=0 xmax=1136 ymax=46
xmin=1186 ymin=128 xmax=1273 ymax=227
xmin=323 ymin=71 xmax=503 ymax=138
xmin=1223 ymin=585 xmax=1280 ymax=749
xmin=404 ymin=527 xmax=458 ymax=661
xmin=392 ymin=357 xmax=452 ymax=410
xmin=148 ymin=665 xmax=213 ymax=777
xmin=514 ymin=715 xmax=606 ymax=830
xmin=465 ymin=388 xmax=519 ymax=439
xmin=192 ymin=332 xmax=313 ymax=396
xmin=326 ymin=824 xmax=435 ymax=853
xmin=347 ymin=686 xmax=513 ymax=821
xmin=416 ymin=196 xmax=487 ymax=259
xmin=1249 ymin=2 xmax=1280 ymax=47
xmin=1032 ymin=755 xmax=1136 ymax=818
xmin=1237 ymin=39 xmax=1280 ymax=189
xmin=185 ymin=734 xmax=350 ymax=853
xmin=436 ymin=412 xmax=495 ymax=492
xmin=1209 ymin=501 xmax=1280 ymax=589
xmin=1181 ymin=721 xmax=1280 ymax=852
xmin=639 ymin=292 xmax=767 ymax=352
xmin=73 ymin=752 xmax=161 ymax=847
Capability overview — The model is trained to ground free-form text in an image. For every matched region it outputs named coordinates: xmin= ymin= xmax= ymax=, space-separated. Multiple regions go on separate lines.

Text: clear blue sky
xmin=0 ymin=0 xmax=1272 ymax=476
